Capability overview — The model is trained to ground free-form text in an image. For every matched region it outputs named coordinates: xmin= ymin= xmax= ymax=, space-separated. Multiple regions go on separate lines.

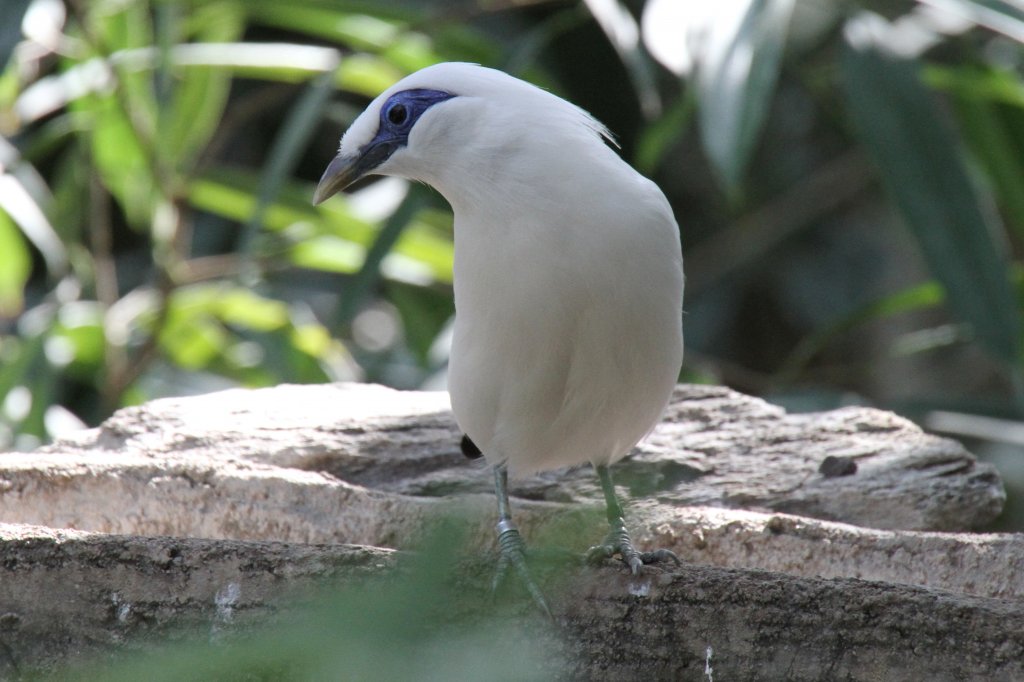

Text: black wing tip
xmin=460 ymin=434 xmax=482 ymax=459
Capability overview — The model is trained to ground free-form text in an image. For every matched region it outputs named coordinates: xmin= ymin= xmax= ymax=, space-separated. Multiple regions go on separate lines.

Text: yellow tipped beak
xmin=312 ymin=153 xmax=362 ymax=205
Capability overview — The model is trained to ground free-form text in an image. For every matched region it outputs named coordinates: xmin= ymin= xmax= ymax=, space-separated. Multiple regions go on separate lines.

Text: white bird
xmin=314 ymin=62 xmax=684 ymax=612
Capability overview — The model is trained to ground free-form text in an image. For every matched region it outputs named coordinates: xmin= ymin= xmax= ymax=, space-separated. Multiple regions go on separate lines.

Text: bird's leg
xmin=491 ymin=465 xmax=551 ymax=617
xmin=585 ymin=464 xmax=681 ymax=574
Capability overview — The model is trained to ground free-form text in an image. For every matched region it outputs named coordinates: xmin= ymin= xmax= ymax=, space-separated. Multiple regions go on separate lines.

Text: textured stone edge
xmin=1 ymin=523 xmax=1021 ymax=681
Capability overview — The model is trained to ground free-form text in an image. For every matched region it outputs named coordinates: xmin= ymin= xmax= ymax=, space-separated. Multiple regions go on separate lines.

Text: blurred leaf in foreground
xmin=0 ymin=208 xmax=31 ymax=317
xmin=841 ymin=17 xmax=1022 ymax=366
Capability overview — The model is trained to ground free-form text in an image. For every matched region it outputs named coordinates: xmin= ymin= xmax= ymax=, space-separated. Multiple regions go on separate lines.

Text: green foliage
xmin=1 ymin=0 xmax=1024 ymax=667
xmin=0 ymin=0 xmax=1023 ymax=479
xmin=0 ymin=0 xmax=469 ymax=445
xmin=0 ymin=210 xmax=31 ymax=315
xmin=841 ymin=36 xmax=1021 ymax=365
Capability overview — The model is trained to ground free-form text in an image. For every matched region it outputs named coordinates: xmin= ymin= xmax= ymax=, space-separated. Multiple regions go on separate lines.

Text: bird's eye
xmin=387 ymin=103 xmax=408 ymax=126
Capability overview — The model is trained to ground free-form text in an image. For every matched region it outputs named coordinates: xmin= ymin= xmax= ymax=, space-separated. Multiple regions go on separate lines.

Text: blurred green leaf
xmin=189 ymin=169 xmax=454 ymax=283
xmin=273 ymin=326 xmax=337 ymax=384
xmin=389 ymin=282 xmax=454 ymax=366
xmin=159 ymin=2 xmax=244 ymax=174
xmin=249 ymin=7 xmax=403 ymax=50
xmin=954 ymin=94 xmax=1024 ymax=239
xmin=431 ymin=24 xmax=504 ymax=66
xmin=0 ymin=333 xmax=43 ymax=416
xmin=289 ymin=235 xmax=364 ymax=273
xmin=161 ymin=316 xmax=229 ymax=370
xmin=246 ymin=3 xmax=439 ymax=74
xmin=216 ymin=288 xmax=289 ymax=331
xmin=336 ymin=53 xmax=407 ymax=97
xmin=82 ymin=93 xmax=156 ymax=228
xmin=290 ymin=323 xmax=331 ymax=358
xmin=926 ymin=64 xmax=1024 ymax=107
xmin=333 ymin=183 xmax=431 ymax=328
xmin=132 ymin=283 xmax=341 ymax=387
xmin=190 ymin=168 xmax=373 ymax=238
xmin=635 ymin=90 xmax=695 ymax=175
xmin=841 ymin=40 xmax=1022 ymax=364
xmin=53 ymin=303 xmax=106 ymax=381
xmin=0 ymin=167 xmax=68 ymax=276
xmin=22 ymin=365 xmax=54 ymax=440
xmin=156 ymin=286 xmax=227 ymax=369
xmin=89 ymin=0 xmax=153 ymax=52
xmin=383 ymin=32 xmax=443 ymax=73
xmin=779 ymin=265 xmax=1024 ymax=384
xmin=779 ymin=281 xmax=944 ymax=381
xmin=696 ymin=0 xmax=795 ymax=197
xmin=392 ymin=211 xmax=454 ymax=284
xmin=932 ymin=65 xmax=1024 ymax=239
xmin=0 ymin=315 xmax=57 ymax=442
xmin=0 ymin=208 xmax=31 ymax=316
xmin=94 ymin=0 xmax=159 ymax=139
xmin=239 ymin=67 xmax=340 ymax=272
xmin=15 ymin=44 xmax=339 ymax=128
xmin=0 ymin=59 xmax=19 ymax=112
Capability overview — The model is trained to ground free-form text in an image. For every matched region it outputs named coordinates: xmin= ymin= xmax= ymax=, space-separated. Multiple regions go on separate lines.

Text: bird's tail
xmin=460 ymin=434 xmax=483 ymax=459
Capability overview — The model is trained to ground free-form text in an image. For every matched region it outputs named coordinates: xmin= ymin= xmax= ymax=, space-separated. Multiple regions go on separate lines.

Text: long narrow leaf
xmin=0 ymin=171 xmax=67 ymax=275
xmin=188 ymin=170 xmax=453 ymax=283
xmin=841 ymin=33 xmax=1022 ymax=363
xmin=237 ymin=66 xmax=340 ymax=277
xmin=15 ymin=44 xmax=341 ymax=124
xmin=0 ymin=209 xmax=30 ymax=316
xmin=953 ymin=93 xmax=1024 ymax=238
xmin=777 ymin=281 xmax=944 ymax=382
xmin=333 ymin=183 xmax=433 ymax=329
xmin=584 ymin=0 xmax=662 ymax=118
xmin=695 ymin=0 xmax=795 ymax=197
xmin=160 ymin=3 xmax=244 ymax=172
xmin=635 ymin=90 xmax=696 ymax=174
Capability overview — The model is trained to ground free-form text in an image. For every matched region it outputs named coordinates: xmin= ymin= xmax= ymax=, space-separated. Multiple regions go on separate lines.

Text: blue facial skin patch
xmin=355 ymin=89 xmax=456 ymax=175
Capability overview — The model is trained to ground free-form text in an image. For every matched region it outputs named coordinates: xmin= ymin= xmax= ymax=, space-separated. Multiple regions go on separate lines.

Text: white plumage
xmin=314 ymin=63 xmax=684 ymax=599
xmin=321 ymin=62 xmax=683 ymax=476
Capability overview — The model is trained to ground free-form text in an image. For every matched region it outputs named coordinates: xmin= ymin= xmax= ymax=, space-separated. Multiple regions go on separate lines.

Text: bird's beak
xmin=313 ymin=153 xmax=361 ymax=206
xmin=313 ymin=140 xmax=400 ymax=205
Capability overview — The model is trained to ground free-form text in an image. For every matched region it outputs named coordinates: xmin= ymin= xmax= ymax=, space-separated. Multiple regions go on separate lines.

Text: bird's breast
xmin=446 ymin=185 xmax=683 ymax=473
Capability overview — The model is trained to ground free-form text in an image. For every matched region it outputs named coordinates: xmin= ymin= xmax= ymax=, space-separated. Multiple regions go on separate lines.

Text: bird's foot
xmin=492 ymin=520 xmax=552 ymax=618
xmin=585 ymin=517 xmax=681 ymax=575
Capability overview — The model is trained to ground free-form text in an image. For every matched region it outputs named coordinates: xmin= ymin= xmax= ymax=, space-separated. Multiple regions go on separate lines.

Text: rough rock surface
xmin=0 ymin=383 xmax=1003 ymax=545
xmin=0 ymin=523 xmax=1021 ymax=681
xmin=0 ymin=382 xmax=1017 ymax=679
xmin=0 ymin=523 xmax=395 ymax=678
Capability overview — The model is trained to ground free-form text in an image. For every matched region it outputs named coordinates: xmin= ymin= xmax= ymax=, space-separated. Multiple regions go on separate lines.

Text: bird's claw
xmin=493 ymin=525 xmax=552 ymax=618
xmin=585 ymin=521 xmax=681 ymax=575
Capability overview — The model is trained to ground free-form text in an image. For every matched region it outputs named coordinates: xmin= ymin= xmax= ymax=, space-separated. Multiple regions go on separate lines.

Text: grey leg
xmin=492 ymin=465 xmax=551 ymax=617
xmin=585 ymin=464 xmax=681 ymax=574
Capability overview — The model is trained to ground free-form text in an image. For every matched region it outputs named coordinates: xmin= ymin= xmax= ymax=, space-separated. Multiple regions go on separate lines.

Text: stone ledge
xmin=0 ymin=382 xmax=1014 ymax=679
xmin=0 ymin=383 xmax=1003 ymax=546
xmin=0 ymin=523 xmax=1020 ymax=680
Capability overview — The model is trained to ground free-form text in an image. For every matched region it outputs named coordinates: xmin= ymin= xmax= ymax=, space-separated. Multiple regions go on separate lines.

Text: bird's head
xmin=313 ymin=62 xmax=612 ymax=206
